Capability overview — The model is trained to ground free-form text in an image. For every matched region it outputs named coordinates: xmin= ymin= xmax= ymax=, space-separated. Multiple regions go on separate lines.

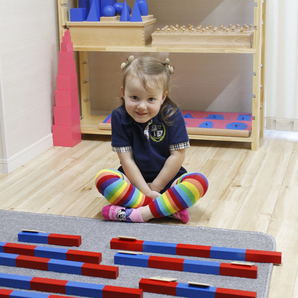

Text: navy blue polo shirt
xmin=111 ymin=105 xmax=190 ymax=184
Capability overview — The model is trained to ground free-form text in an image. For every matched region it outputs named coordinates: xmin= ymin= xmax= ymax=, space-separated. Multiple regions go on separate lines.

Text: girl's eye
xmin=131 ymin=96 xmax=138 ymax=100
xmin=148 ymin=98 xmax=155 ymax=102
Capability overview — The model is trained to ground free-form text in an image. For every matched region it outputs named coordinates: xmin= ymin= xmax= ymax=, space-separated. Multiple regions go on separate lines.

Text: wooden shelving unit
xmin=57 ymin=0 xmax=265 ymax=150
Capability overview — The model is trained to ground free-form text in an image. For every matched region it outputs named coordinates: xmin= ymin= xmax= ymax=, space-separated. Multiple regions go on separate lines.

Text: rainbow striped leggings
xmin=95 ymin=169 xmax=208 ymax=218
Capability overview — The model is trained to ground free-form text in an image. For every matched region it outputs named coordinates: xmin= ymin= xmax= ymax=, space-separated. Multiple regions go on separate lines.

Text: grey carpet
xmin=0 ymin=210 xmax=275 ymax=297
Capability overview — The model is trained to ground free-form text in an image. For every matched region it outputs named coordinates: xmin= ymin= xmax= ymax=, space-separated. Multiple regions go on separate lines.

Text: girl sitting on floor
xmin=95 ymin=56 xmax=208 ymax=223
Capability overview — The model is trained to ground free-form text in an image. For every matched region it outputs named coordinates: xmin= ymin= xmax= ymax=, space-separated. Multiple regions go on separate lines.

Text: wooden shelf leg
xmin=260 ymin=0 xmax=267 ymax=138
xmin=251 ymin=0 xmax=263 ymax=150
xmin=57 ymin=0 xmax=69 ymax=44
xmin=79 ymin=52 xmax=91 ymax=120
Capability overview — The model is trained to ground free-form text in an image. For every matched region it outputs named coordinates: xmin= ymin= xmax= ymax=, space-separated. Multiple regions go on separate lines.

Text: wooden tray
xmin=152 ymin=25 xmax=254 ymax=48
xmin=66 ymin=16 xmax=156 ymax=47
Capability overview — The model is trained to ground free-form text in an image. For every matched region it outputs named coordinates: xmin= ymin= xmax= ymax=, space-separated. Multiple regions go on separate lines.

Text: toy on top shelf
xmin=66 ymin=0 xmax=156 ymax=47
xmin=70 ymin=8 xmax=87 ymax=22
xmin=69 ymin=1 xmax=149 ymax=23
xmin=130 ymin=0 xmax=143 ymax=22
xmin=101 ymin=0 xmax=117 ymax=14
xmin=136 ymin=0 xmax=148 ymax=16
xmin=70 ymin=0 xmax=89 ymax=21
xmin=152 ymin=23 xmax=255 ymax=48
xmin=113 ymin=2 xmax=131 ymax=16
xmin=70 ymin=0 xmax=100 ymax=22
xmin=86 ymin=0 xmax=101 ymax=21
xmin=120 ymin=0 xmax=130 ymax=21
xmin=113 ymin=2 xmax=123 ymax=14
xmin=103 ymin=5 xmax=116 ymax=17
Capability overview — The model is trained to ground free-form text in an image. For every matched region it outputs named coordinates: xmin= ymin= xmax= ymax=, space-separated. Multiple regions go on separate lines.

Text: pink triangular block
xmin=61 ymin=42 xmax=73 ymax=52
xmin=53 ymin=123 xmax=81 ymax=147
xmin=62 ymin=30 xmax=72 ymax=43
xmin=53 ymin=28 xmax=81 ymax=147
xmin=61 ymin=30 xmax=73 ymax=53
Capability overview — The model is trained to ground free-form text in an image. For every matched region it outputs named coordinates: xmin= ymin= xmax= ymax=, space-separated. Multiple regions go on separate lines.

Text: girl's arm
xmin=117 ymin=152 xmax=161 ymax=199
xmin=150 ymin=148 xmax=186 ymax=192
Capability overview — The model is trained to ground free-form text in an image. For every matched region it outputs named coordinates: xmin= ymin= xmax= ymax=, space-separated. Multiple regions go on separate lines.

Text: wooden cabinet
xmin=58 ymin=0 xmax=265 ymax=150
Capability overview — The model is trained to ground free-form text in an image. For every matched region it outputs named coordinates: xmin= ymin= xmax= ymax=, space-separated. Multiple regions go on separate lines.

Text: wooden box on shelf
xmin=152 ymin=24 xmax=254 ymax=49
xmin=65 ymin=16 xmax=156 ymax=48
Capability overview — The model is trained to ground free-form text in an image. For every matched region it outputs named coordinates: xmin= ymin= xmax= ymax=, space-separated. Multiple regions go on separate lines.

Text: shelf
xmin=66 ymin=20 xmax=256 ymax=53
xmin=81 ymin=115 xmax=254 ymax=143
xmin=81 ymin=115 xmax=111 ymax=135
xmin=58 ymin=0 xmax=264 ymax=150
xmin=72 ymin=44 xmax=257 ymax=54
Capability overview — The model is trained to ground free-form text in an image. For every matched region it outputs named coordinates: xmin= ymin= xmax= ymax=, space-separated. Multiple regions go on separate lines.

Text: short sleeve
xmin=168 ymin=108 xmax=190 ymax=151
xmin=111 ymin=108 xmax=132 ymax=153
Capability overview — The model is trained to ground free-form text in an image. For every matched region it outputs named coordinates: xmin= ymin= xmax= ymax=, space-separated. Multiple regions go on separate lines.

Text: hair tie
xmin=121 ymin=55 xmax=135 ymax=70
xmin=162 ymin=58 xmax=174 ymax=74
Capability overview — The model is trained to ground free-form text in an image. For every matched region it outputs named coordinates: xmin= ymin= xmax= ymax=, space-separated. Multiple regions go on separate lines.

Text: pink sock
xmin=168 ymin=209 xmax=189 ymax=223
xmin=102 ymin=205 xmax=144 ymax=223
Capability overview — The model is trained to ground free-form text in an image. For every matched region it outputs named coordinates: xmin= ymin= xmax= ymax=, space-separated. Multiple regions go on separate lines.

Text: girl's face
xmin=122 ymin=74 xmax=168 ymax=124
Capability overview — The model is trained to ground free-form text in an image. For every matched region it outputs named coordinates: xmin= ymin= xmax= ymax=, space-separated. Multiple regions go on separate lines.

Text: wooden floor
xmin=0 ymin=130 xmax=297 ymax=297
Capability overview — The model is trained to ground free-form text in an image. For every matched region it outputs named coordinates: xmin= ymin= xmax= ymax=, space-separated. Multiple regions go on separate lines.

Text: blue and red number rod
xmin=110 ymin=237 xmax=282 ymax=264
xmin=0 ymin=242 xmax=101 ymax=264
xmin=0 ymin=288 xmax=78 ymax=298
xmin=0 ymin=252 xmax=118 ymax=279
xmin=18 ymin=231 xmax=81 ymax=247
xmin=139 ymin=278 xmax=256 ymax=298
xmin=0 ymin=272 xmax=142 ymax=298
xmin=114 ymin=252 xmax=258 ymax=279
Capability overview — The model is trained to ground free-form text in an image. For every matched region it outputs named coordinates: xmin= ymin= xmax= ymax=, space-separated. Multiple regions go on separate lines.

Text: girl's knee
xmin=178 ymin=172 xmax=209 ymax=197
xmin=95 ymin=169 xmax=108 ymax=185
xmin=95 ymin=168 xmax=127 ymax=186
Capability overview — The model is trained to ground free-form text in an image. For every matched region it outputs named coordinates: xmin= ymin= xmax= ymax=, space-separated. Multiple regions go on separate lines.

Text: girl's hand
xmin=146 ymin=183 xmax=161 ymax=199
xmin=146 ymin=189 xmax=161 ymax=200
xmin=147 ymin=182 xmax=162 ymax=193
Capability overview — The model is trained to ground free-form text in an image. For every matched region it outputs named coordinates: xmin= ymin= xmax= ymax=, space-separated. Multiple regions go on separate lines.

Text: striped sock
xmin=148 ymin=172 xmax=208 ymax=218
xmin=95 ymin=169 xmax=153 ymax=208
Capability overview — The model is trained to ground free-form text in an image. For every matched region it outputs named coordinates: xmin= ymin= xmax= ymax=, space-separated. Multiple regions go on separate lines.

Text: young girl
xmin=95 ymin=56 xmax=208 ymax=223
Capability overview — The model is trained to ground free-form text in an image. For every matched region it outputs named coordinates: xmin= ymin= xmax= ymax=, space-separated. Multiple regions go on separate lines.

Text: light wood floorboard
xmin=0 ymin=130 xmax=297 ymax=297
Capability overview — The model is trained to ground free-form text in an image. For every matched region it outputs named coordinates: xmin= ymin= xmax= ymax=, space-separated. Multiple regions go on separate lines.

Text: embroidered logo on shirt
xmin=150 ymin=122 xmax=166 ymax=142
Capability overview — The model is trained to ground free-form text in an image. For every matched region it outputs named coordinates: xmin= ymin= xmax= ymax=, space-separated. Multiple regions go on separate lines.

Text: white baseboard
xmin=0 ymin=134 xmax=53 ymax=174
xmin=266 ymin=117 xmax=298 ymax=132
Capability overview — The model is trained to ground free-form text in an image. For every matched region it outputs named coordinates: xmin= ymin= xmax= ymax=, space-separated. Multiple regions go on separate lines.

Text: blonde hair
xmin=121 ymin=56 xmax=178 ymax=125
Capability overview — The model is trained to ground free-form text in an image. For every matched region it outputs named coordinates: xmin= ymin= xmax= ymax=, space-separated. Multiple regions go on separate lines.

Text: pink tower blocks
xmin=52 ymin=30 xmax=81 ymax=147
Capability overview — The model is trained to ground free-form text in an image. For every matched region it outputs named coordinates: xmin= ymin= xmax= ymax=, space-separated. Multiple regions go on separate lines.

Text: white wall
xmin=265 ymin=0 xmax=298 ymax=131
xmin=0 ymin=1 xmax=59 ymax=173
xmin=0 ymin=55 xmax=6 ymax=173
xmin=0 ymin=58 xmax=4 ymax=173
